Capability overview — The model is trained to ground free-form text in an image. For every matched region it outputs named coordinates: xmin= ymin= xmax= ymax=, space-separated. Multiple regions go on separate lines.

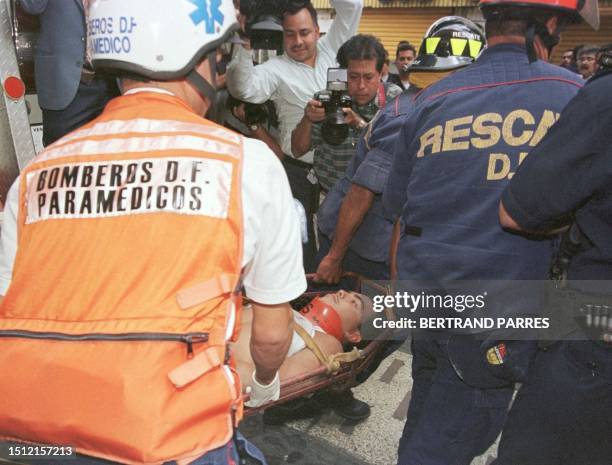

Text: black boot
xmin=315 ymin=389 xmax=371 ymax=421
xmin=262 ymin=397 xmax=322 ymax=425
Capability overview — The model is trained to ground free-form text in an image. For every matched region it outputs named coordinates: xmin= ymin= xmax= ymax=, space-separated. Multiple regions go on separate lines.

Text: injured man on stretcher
xmin=232 ymin=290 xmax=375 ymax=392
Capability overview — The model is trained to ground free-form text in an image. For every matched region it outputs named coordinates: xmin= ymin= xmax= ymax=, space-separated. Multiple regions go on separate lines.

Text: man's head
xmin=561 ymin=48 xmax=574 ymax=67
xmin=321 ymin=290 xmax=375 ymax=343
xmin=337 ymin=34 xmax=386 ymax=106
xmin=483 ymin=6 xmax=565 ymax=61
xmin=479 ymin=0 xmax=600 ymax=63
xmin=381 ymin=53 xmax=390 ymax=80
xmin=282 ymin=1 xmax=320 ymax=65
xmin=395 ymin=41 xmax=417 ymax=78
xmin=89 ymin=0 xmax=238 ymax=115
xmin=577 ymin=44 xmax=599 ymax=78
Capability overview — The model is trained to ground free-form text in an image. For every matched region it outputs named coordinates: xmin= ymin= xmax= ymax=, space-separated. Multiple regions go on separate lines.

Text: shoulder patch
xmin=486 ymin=343 xmax=507 ymax=365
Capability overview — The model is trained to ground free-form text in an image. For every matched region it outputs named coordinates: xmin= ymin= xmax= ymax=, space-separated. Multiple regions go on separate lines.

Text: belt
xmin=544 ymin=286 xmax=612 ymax=346
xmin=282 ymin=155 xmax=313 ymax=170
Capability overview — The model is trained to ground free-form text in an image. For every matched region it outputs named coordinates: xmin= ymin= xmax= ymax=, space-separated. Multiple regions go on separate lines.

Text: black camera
xmin=599 ymin=48 xmax=612 ymax=71
xmin=314 ymin=68 xmax=352 ymax=145
xmin=240 ymin=0 xmax=284 ymax=53
xmin=226 ymin=93 xmax=273 ymax=127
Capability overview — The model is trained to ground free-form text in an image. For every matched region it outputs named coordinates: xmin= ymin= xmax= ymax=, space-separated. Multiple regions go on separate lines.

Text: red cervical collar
xmin=299 ymin=297 xmax=344 ymax=342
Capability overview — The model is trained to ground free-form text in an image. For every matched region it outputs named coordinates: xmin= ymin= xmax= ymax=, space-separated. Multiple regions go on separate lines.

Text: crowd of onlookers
xmin=559 ymin=42 xmax=612 ymax=79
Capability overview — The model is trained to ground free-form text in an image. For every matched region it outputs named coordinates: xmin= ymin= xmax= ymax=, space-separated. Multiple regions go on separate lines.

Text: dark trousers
xmin=493 ymin=341 xmax=612 ymax=465
xmin=282 ymin=156 xmax=319 ymax=273
xmin=398 ymin=335 xmax=513 ymax=465
xmin=316 ymin=232 xmax=390 ymax=280
xmin=34 ymin=432 xmax=266 ymax=465
xmin=42 ymin=76 xmax=119 ymax=146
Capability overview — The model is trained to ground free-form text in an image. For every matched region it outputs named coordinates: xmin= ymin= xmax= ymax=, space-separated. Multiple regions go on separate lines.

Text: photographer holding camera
xmin=292 ymin=35 xmax=402 ymax=192
xmin=228 ymin=0 xmax=363 ymax=163
xmin=228 ymin=0 xmax=363 ymax=272
xmin=224 ymin=93 xmax=285 ymax=159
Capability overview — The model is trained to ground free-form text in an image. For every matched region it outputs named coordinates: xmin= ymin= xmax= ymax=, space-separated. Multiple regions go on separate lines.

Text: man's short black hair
xmin=485 ymin=18 xmax=529 ymax=37
xmin=337 ymin=34 xmax=387 ymax=72
xmin=483 ymin=5 xmax=558 ymax=38
xmin=282 ymin=0 xmax=318 ymax=27
xmin=395 ymin=41 xmax=416 ymax=58
xmin=578 ymin=44 xmax=600 ymax=57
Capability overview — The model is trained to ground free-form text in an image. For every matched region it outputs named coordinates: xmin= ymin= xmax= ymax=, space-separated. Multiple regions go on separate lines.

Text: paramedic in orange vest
xmin=0 ymin=1 xmax=306 ymax=464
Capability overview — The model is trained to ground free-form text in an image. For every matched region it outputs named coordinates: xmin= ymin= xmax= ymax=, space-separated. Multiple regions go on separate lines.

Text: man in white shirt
xmin=227 ymin=0 xmax=363 ymax=163
xmin=387 ymin=41 xmax=419 ymax=93
xmin=227 ymin=0 xmax=363 ymax=274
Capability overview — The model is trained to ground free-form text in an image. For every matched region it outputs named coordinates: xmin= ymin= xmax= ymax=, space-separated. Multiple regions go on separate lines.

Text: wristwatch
xmin=248 ymin=124 xmax=260 ymax=132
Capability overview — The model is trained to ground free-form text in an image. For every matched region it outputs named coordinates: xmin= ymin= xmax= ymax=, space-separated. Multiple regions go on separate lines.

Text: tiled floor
xmin=242 ymin=346 xmax=499 ymax=465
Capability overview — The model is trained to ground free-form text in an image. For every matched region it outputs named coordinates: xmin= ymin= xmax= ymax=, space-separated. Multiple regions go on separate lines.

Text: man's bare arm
xmin=291 ymin=116 xmax=314 ymax=158
xmin=250 ymin=126 xmax=285 ymax=161
xmin=499 ymin=200 xmax=567 ymax=236
xmin=292 ymin=100 xmax=325 ymax=157
xmin=249 ymin=301 xmax=294 ymax=384
xmin=498 ymin=200 xmax=523 ymax=231
xmin=315 ymin=184 xmax=374 ymax=283
xmin=231 ymin=103 xmax=285 ymax=160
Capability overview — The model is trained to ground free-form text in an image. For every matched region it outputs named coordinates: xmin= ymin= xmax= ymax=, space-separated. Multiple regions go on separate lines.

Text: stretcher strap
xmin=294 ymin=325 xmax=363 ymax=374
xmin=329 ymin=347 xmax=362 ymax=368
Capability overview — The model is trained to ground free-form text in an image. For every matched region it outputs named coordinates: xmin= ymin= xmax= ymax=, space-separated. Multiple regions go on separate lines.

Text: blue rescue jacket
xmin=503 ymin=70 xmax=612 ymax=283
xmin=384 ymin=44 xmax=583 ymax=283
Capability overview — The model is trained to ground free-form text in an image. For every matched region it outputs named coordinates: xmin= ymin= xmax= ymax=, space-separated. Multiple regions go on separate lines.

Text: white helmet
xmin=89 ymin=0 xmax=238 ymax=99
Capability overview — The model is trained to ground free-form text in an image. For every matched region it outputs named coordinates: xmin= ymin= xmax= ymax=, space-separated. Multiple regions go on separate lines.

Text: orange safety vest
xmin=0 ymin=90 xmax=246 ymax=464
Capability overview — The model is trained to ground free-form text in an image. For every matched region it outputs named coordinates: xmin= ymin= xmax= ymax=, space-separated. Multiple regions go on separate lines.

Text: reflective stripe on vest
xmin=0 ymin=91 xmax=246 ymax=464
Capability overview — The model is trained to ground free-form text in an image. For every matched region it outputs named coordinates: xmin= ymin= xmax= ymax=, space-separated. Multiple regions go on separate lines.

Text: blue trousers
xmin=42 ymin=76 xmax=119 ymax=146
xmin=493 ymin=341 xmax=612 ymax=465
xmin=316 ymin=233 xmax=390 ymax=280
xmin=398 ymin=335 xmax=513 ymax=465
xmin=36 ymin=432 xmax=266 ymax=465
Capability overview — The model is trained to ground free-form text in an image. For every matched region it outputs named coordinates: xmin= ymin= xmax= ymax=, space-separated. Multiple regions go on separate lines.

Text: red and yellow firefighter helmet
xmin=479 ymin=0 xmax=600 ymax=30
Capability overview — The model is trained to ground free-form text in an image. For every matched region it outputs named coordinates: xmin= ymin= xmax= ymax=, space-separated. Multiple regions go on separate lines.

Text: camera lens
xmin=322 ymin=120 xmax=349 ymax=145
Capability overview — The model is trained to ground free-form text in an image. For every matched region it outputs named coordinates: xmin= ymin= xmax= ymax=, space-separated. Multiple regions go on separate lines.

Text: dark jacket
xmin=20 ymin=0 xmax=87 ymax=110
